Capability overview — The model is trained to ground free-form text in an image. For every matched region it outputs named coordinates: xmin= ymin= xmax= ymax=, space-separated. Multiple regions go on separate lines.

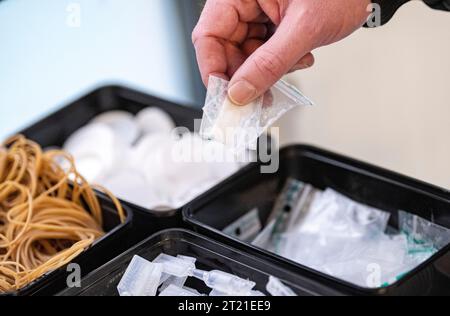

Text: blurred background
xmin=1 ymin=0 xmax=449 ymax=189
xmin=0 ymin=0 xmax=204 ymax=134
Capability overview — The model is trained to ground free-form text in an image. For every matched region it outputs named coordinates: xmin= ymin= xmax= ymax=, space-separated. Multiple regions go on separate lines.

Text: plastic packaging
xmin=263 ymin=179 xmax=311 ymax=247
xmin=117 ymin=254 xmax=271 ymax=296
xmin=399 ymin=210 xmax=450 ymax=251
xmin=209 ymin=289 xmax=230 ymax=296
xmin=209 ymin=289 xmax=266 ymax=296
xmin=58 ymin=230 xmax=320 ymax=297
xmin=295 ymin=189 xmax=391 ymax=239
xmin=118 ymin=252 xmax=259 ymax=296
xmin=266 ymin=178 xmax=305 ymax=226
xmin=159 ymin=255 xmax=197 ymax=292
xmin=252 ymin=219 xmax=276 ymax=249
xmin=222 ymin=208 xmax=262 ymax=242
xmin=117 ymin=256 xmax=163 ymax=296
xmin=286 ymin=185 xmax=318 ymax=232
xmin=299 ymin=234 xmax=411 ymax=288
xmin=208 ymin=179 xmax=445 ymax=288
xmin=200 ymin=76 xmax=313 ymax=152
xmin=260 ymin=187 xmax=391 ymax=259
xmin=192 ymin=269 xmax=256 ymax=295
xmin=249 ymin=290 xmax=266 ymax=296
xmin=159 ymin=285 xmax=200 ymax=297
xmin=152 ymin=253 xmax=196 ymax=278
xmin=264 ymin=186 xmax=450 ymax=288
xmin=266 ymin=187 xmax=406 ymax=288
xmin=184 ymin=145 xmax=450 ymax=295
xmin=118 ymin=254 xmax=202 ymax=297
xmin=266 ymin=276 xmax=297 ymax=297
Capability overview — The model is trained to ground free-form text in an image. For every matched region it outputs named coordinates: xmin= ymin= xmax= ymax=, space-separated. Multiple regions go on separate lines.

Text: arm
xmin=424 ymin=0 xmax=450 ymax=10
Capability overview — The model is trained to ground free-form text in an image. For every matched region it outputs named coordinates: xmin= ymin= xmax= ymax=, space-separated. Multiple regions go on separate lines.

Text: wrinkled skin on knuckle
xmin=251 ymin=49 xmax=286 ymax=83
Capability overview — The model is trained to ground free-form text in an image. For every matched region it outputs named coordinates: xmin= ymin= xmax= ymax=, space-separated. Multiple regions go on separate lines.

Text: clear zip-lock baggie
xmin=200 ymin=76 xmax=314 ymax=153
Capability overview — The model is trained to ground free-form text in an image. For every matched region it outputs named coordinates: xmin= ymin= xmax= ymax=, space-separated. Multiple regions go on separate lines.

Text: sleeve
xmin=423 ymin=0 xmax=450 ymax=11
xmin=365 ymin=0 xmax=450 ymax=27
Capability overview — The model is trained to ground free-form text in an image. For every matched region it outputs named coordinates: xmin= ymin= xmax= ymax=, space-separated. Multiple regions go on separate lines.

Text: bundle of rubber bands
xmin=0 ymin=135 xmax=125 ymax=293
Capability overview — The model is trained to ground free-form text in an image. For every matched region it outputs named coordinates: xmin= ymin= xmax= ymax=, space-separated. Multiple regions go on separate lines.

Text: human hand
xmin=193 ymin=0 xmax=371 ymax=105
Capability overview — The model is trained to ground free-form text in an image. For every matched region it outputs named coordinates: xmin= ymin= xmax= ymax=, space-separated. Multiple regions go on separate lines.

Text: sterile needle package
xmin=224 ymin=178 xmax=450 ymax=289
xmin=200 ymin=76 xmax=314 ymax=152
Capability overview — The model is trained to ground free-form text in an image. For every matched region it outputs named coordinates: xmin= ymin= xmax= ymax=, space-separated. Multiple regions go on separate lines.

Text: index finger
xmin=192 ymin=0 xmax=262 ymax=86
xmin=193 ymin=36 xmax=229 ymax=86
xmin=193 ymin=1 xmax=238 ymax=85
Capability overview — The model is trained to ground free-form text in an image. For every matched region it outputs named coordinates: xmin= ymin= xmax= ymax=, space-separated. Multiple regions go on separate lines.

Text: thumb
xmin=229 ymin=19 xmax=311 ymax=105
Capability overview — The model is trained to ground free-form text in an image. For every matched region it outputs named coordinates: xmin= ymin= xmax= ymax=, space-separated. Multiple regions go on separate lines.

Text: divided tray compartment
xmin=20 ymin=85 xmax=202 ymax=219
xmin=4 ymin=194 xmax=133 ymax=296
xmin=183 ymin=145 xmax=450 ymax=296
xmin=59 ymin=229 xmax=342 ymax=296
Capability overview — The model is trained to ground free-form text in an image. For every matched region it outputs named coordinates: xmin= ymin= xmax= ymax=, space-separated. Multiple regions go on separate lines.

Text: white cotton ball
xmin=101 ymin=169 xmax=147 ymax=204
xmin=64 ymin=123 xmax=127 ymax=181
xmin=157 ymin=133 xmax=242 ymax=205
xmin=130 ymin=133 xmax=173 ymax=168
xmin=92 ymin=111 xmax=139 ymax=145
xmin=136 ymin=107 xmax=176 ymax=135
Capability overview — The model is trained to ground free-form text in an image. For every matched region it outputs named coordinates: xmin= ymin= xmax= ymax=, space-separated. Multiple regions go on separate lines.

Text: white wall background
xmin=0 ymin=0 xmax=197 ymax=137
xmin=280 ymin=1 xmax=450 ymax=189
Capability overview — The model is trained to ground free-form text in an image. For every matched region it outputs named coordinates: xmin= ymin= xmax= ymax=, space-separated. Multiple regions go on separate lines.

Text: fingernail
xmin=290 ymin=65 xmax=304 ymax=72
xmin=293 ymin=62 xmax=312 ymax=71
xmin=228 ymin=80 xmax=258 ymax=105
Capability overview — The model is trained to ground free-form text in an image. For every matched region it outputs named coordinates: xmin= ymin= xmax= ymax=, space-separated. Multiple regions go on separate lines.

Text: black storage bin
xmin=183 ymin=145 xmax=450 ymax=296
xmin=19 ymin=85 xmax=202 ymax=220
xmin=20 ymin=85 xmax=201 ymax=148
xmin=2 ymin=195 xmax=133 ymax=296
xmin=59 ymin=229 xmax=342 ymax=296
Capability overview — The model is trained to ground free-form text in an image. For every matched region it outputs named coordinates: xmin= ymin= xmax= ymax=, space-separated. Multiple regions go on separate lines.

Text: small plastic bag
xmin=399 ymin=211 xmax=450 ymax=252
xmin=260 ymin=80 xmax=314 ymax=130
xmin=200 ymin=76 xmax=313 ymax=152
xmin=294 ymin=189 xmax=391 ymax=239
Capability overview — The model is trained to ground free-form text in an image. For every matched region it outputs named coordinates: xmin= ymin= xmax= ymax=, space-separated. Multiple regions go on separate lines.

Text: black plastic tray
xmin=7 ymin=85 xmax=202 ymax=295
xmin=59 ymin=229 xmax=343 ymax=296
xmin=183 ymin=145 xmax=450 ymax=296
xmin=3 ymin=195 xmax=133 ymax=296
xmin=20 ymin=85 xmax=202 ymax=218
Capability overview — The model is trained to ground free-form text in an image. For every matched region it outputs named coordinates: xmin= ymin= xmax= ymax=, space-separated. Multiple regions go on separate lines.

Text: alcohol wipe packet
xmin=200 ymin=76 xmax=313 ymax=152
